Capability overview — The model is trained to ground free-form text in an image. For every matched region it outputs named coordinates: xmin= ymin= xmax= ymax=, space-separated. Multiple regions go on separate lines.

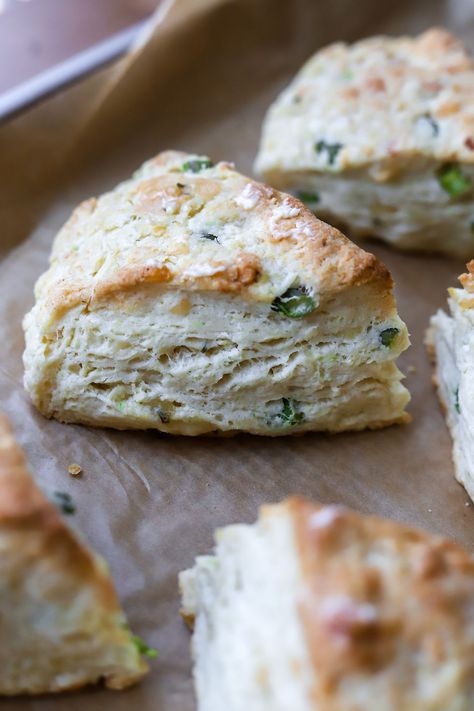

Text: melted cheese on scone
xmin=255 ymin=28 xmax=474 ymax=257
xmin=23 ymin=150 xmax=410 ymax=435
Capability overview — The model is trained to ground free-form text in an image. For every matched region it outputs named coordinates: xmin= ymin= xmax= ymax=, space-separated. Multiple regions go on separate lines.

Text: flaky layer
xmin=181 ymin=498 xmax=474 ymax=711
xmin=180 ymin=503 xmax=314 ymax=711
xmin=24 ymin=284 xmax=409 ymax=435
xmin=0 ymin=415 xmax=147 ymax=694
xmin=429 ymin=270 xmax=474 ymax=501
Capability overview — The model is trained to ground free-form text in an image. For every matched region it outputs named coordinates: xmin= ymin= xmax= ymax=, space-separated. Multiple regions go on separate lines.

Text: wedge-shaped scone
xmin=180 ymin=497 xmax=474 ymax=711
xmin=428 ymin=261 xmax=474 ymax=501
xmin=255 ymin=28 xmax=474 ymax=257
xmin=0 ymin=414 xmax=149 ymax=694
xmin=23 ymin=150 xmax=409 ymax=435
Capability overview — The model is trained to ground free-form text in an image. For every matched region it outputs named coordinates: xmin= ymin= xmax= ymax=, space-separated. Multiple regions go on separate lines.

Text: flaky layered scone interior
xmin=255 ymin=28 xmax=474 ymax=258
xmin=0 ymin=414 xmax=149 ymax=695
xmin=429 ymin=261 xmax=474 ymax=502
xmin=23 ymin=150 xmax=409 ymax=435
xmin=180 ymin=497 xmax=474 ymax=711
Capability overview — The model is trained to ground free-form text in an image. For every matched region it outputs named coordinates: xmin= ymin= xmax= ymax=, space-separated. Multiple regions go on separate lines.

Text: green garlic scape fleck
xmin=271 ymin=286 xmax=316 ymax=318
xmin=296 ymin=190 xmax=320 ymax=205
xmin=131 ymin=634 xmax=159 ymax=659
xmin=181 ymin=158 xmax=214 ymax=173
xmin=156 ymin=407 xmax=170 ymax=423
xmin=270 ymin=398 xmax=305 ymax=427
xmin=379 ymin=327 xmax=399 ymax=347
xmin=52 ymin=491 xmax=75 ymax=515
xmin=454 ymin=387 xmax=461 ymax=414
xmin=437 ymin=164 xmax=472 ymax=199
xmin=315 ymin=140 xmax=343 ymax=166
xmin=200 ymin=233 xmax=220 ymax=242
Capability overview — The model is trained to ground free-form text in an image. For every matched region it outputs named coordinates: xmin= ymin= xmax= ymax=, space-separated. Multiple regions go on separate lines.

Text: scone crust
xmin=35 ymin=150 xmax=393 ymax=322
xmin=0 ymin=415 xmax=147 ymax=693
xmin=256 ymin=28 xmax=474 ymax=175
xmin=428 ymin=263 xmax=474 ymax=499
xmin=281 ymin=497 xmax=474 ymax=708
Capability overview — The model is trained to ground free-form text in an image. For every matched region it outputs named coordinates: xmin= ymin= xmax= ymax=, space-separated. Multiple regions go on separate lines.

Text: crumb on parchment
xmin=68 ymin=463 xmax=82 ymax=478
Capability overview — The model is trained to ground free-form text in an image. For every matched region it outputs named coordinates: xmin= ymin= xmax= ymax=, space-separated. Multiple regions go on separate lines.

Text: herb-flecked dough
xmin=23 ymin=150 xmax=410 ymax=435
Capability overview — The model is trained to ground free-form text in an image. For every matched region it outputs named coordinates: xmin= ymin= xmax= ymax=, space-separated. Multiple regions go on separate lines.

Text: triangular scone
xmin=0 ymin=414 xmax=148 ymax=694
xmin=23 ymin=150 xmax=410 ymax=435
xmin=180 ymin=497 xmax=474 ymax=711
xmin=255 ymin=28 xmax=474 ymax=258
xmin=429 ymin=261 xmax=474 ymax=501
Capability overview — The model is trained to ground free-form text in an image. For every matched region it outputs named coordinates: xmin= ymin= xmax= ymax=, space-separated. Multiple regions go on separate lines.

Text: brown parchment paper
xmin=1 ymin=0 xmax=474 ymax=708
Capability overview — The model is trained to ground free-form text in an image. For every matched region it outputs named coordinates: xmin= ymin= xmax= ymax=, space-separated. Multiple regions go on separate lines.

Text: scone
xmin=255 ymin=28 xmax=474 ymax=258
xmin=0 ymin=414 xmax=150 ymax=694
xmin=428 ymin=261 xmax=474 ymax=501
xmin=23 ymin=150 xmax=410 ymax=435
xmin=180 ymin=497 xmax=474 ymax=711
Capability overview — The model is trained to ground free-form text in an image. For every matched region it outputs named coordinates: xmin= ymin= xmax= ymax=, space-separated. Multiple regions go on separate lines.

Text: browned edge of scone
xmin=0 ymin=414 xmax=147 ymax=693
xmin=0 ymin=414 xmax=118 ymax=610
xmin=42 ymin=150 xmax=396 ymax=319
xmin=286 ymin=496 xmax=474 ymax=704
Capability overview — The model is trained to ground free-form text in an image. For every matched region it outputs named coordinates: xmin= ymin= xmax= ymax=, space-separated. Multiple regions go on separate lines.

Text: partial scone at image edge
xmin=255 ymin=28 xmax=474 ymax=258
xmin=428 ymin=259 xmax=474 ymax=502
xmin=0 ymin=414 xmax=149 ymax=695
xmin=23 ymin=150 xmax=410 ymax=436
xmin=180 ymin=497 xmax=474 ymax=711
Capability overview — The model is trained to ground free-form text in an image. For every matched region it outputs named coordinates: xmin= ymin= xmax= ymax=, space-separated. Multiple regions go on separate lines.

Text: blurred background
xmin=2 ymin=0 xmax=474 ymax=123
xmin=0 ymin=0 xmax=158 ymax=118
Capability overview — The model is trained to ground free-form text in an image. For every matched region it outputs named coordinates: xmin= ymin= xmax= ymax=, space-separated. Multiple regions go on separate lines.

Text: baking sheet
xmin=1 ymin=0 xmax=474 ymax=708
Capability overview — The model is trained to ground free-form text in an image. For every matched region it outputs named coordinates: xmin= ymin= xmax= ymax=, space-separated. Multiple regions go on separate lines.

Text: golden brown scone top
xmin=283 ymin=497 xmax=474 ymax=705
xmin=257 ymin=28 xmax=474 ymax=176
xmin=34 ymin=150 xmax=391 ymax=322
